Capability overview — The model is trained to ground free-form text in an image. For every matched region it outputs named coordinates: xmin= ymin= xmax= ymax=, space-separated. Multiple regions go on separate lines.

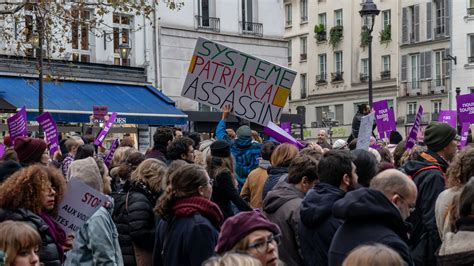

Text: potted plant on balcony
xmin=314 ymin=23 xmax=326 ymax=42
xmin=379 ymin=24 xmax=391 ymax=45
xmin=329 ymin=25 xmax=343 ymax=49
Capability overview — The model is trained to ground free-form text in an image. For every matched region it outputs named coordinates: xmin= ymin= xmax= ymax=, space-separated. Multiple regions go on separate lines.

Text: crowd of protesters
xmin=0 ymin=104 xmax=474 ymax=266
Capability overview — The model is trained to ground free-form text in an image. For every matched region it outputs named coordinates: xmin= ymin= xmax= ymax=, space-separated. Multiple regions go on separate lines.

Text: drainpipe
xmin=153 ymin=1 xmax=160 ymax=89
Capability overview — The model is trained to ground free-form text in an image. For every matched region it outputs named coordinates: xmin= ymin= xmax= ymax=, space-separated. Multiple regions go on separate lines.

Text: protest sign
xmin=457 ymin=93 xmax=474 ymax=123
xmin=36 ymin=112 xmax=59 ymax=156
xmin=181 ymin=37 xmax=296 ymax=126
xmin=93 ymin=106 xmax=108 ymax=120
xmin=459 ymin=122 xmax=471 ymax=150
xmin=406 ymin=105 xmax=424 ymax=150
xmin=388 ymin=108 xmax=396 ymax=132
xmin=0 ymin=144 xmax=5 ymax=158
xmin=94 ymin=112 xmax=117 ymax=146
xmin=356 ymin=112 xmax=375 ymax=150
xmin=56 ymin=178 xmax=107 ymax=234
xmin=373 ymin=100 xmax=395 ymax=139
xmin=280 ymin=122 xmax=291 ymax=134
xmin=104 ymin=139 xmax=120 ymax=167
xmin=7 ymin=106 xmax=28 ymax=145
xmin=264 ymin=122 xmax=304 ymax=149
xmin=438 ymin=110 xmax=457 ymax=129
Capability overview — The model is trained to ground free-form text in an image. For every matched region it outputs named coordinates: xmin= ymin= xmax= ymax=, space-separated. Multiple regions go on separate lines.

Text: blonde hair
xmin=342 ymin=244 xmax=406 ymax=266
xmin=0 ymin=221 xmax=41 ymax=266
xmin=131 ymin=158 xmax=167 ymax=193
xmin=203 ymin=252 xmax=262 ymax=266
xmin=111 ymin=147 xmax=135 ymax=168
xmin=271 ymin=143 xmax=299 ymax=167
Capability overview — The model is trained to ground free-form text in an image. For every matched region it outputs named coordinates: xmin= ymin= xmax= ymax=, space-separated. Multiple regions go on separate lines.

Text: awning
xmin=0 ymin=76 xmax=187 ymax=125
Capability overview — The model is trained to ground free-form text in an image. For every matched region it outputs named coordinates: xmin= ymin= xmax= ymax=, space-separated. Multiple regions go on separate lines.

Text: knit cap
xmin=424 ymin=122 xmax=458 ymax=152
xmin=13 ymin=137 xmax=47 ymax=165
xmin=210 ymin=140 xmax=231 ymax=158
xmin=236 ymin=125 xmax=252 ymax=138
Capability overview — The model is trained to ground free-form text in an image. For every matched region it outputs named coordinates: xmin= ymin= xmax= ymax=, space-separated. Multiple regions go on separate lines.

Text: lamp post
xmin=116 ymin=43 xmax=131 ymax=65
xmin=30 ymin=12 xmax=45 ymax=137
xmin=360 ymin=0 xmax=380 ymax=107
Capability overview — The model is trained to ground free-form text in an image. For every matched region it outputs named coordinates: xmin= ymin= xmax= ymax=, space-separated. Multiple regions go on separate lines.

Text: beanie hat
xmin=0 ymin=160 xmax=22 ymax=183
xmin=389 ymin=131 xmax=403 ymax=145
xmin=13 ymin=137 xmax=47 ymax=165
xmin=215 ymin=210 xmax=281 ymax=254
xmin=333 ymin=139 xmax=347 ymax=150
xmin=210 ymin=140 xmax=231 ymax=158
xmin=67 ymin=157 xmax=103 ymax=192
xmin=236 ymin=125 xmax=252 ymax=138
xmin=3 ymin=135 xmax=11 ymax=147
xmin=424 ymin=122 xmax=458 ymax=152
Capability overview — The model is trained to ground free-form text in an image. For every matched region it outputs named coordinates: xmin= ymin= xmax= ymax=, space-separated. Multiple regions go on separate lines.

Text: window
xmin=382 ymin=10 xmax=391 ymax=29
xmin=113 ymin=14 xmax=132 ymax=66
xmin=242 ymin=0 xmax=253 ymax=24
xmin=408 ymin=102 xmax=417 ymax=115
xmin=316 ymin=106 xmax=330 ymax=126
xmin=318 ymin=13 xmax=326 ymax=26
xmin=403 ymin=5 xmax=419 ymax=43
xmin=300 ymin=0 xmax=308 ymax=22
xmin=300 ymin=36 xmax=307 ymax=61
xmin=382 ymin=55 xmax=391 ymax=72
xmin=300 ymin=74 xmax=307 ymax=99
xmin=435 ymin=50 xmax=446 ymax=85
xmin=285 ymin=4 xmax=292 ymax=26
xmin=335 ymin=104 xmax=344 ymax=124
xmin=361 ymin=59 xmax=368 ymax=76
xmin=198 ymin=0 xmax=210 ymax=27
xmin=435 ymin=0 xmax=445 ymax=36
xmin=71 ymin=9 xmax=91 ymax=63
xmin=288 ymin=40 xmax=292 ymax=63
xmin=335 ymin=51 xmax=343 ymax=73
xmin=469 ymin=0 xmax=474 ymax=15
xmin=469 ymin=35 xmax=474 ymax=63
xmin=334 ymin=9 xmax=343 ymax=26
xmin=410 ymin=54 xmax=420 ymax=88
xmin=432 ymin=100 xmax=442 ymax=114
xmin=319 ymin=54 xmax=327 ymax=77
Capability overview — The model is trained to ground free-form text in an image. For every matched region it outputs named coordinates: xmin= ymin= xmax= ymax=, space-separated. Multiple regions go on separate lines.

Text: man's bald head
xmin=318 ymin=130 xmax=328 ymax=141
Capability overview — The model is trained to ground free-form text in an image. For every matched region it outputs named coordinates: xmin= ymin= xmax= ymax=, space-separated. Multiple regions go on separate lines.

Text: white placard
xmin=356 ymin=112 xmax=375 ymax=151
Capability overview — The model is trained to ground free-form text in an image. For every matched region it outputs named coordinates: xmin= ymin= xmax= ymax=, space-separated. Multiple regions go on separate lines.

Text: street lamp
xmin=116 ymin=43 xmax=131 ymax=64
xmin=360 ymin=0 xmax=380 ymax=107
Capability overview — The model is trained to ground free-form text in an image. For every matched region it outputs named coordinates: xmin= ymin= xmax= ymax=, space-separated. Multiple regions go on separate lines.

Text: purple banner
xmin=406 ymin=105 xmax=424 ymax=150
xmin=459 ymin=122 xmax=470 ymax=150
xmin=36 ymin=112 xmax=59 ymax=156
xmin=7 ymin=106 xmax=28 ymax=145
xmin=457 ymin=93 xmax=474 ymax=123
xmin=438 ymin=110 xmax=457 ymax=129
xmin=280 ymin=122 xmax=291 ymax=134
xmin=264 ymin=122 xmax=304 ymax=149
xmin=104 ymin=139 xmax=120 ymax=167
xmin=0 ymin=144 xmax=5 ymax=158
xmin=373 ymin=100 xmax=395 ymax=139
xmin=94 ymin=112 xmax=117 ymax=146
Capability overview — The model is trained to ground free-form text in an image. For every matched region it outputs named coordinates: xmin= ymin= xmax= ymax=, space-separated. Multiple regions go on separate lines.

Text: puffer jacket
xmin=437 ymin=217 xmax=474 ymax=266
xmin=216 ymin=120 xmax=262 ymax=188
xmin=0 ymin=208 xmax=62 ymax=266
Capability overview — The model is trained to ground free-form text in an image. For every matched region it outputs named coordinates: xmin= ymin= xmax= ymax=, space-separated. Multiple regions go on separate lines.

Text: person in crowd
xmin=162 ymin=159 xmax=188 ymax=189
xmin=399 ymin=145 xmax=426 ymax=168
xmin=226 ymin=129 xmax=237 ymax=139
xmin=204 ymin=252 xmax=262 ymax=266
xmin=174 ymin=128 xmax=183 ymax=139
xmin=2 ymin=147 xmax=18 ymax=162
xmin=377 ymin=147 xmax=394 ymax=165
xmin=252 ymin=130 xmax=263 ymax=144
xmin=368 ymin=147 xmax=382 ymax=163
xmin=317 ymin=130 xmax=332 ymax=150
xmin=114 ymin=152 xmax=145 ymax=192
xmin=329 ymin=169 xmax=416 ymax=266
xmin=299 ymin=146 xmax=324 ymax=161
xmin=348 ymin=104 xmax=371 ymax=143
xmin=342 ymin=244 xmax=406 ymax=266
xmin=146 ymin=126 xmax=174 ymax=163
xmin=153 ymin=164 xmax=223 ymax=266
xmin=215 ymin=210 xmax=282 ymax=266
xmin=217 ymin=105 xmax=262 ymax=188
xmin=0 ymin=165 xmax=67 ymax=265
xmin=74 ymin=144 xmax=95 ymax=160
xmin=241 ymin=141 xmax=277 ymax=209
xmin=185 ymin=132 xmax=204 ymax=166
xmin=393 ymin=140 xmax=407 ymax=168
xmin=332 ymin=139 xmax=348 ymax=150
xmin=0 ymin=220 xmax=41 ymax=266
xmin=402 ymin=122 xmax=459 ymax=265
xmin=262 ymin=144 xmax=298 ymax=200
xmin=13 ymin=137 xmax=48 ymax=167
xmin=435 ymin=147 xmax=474 ymax=239
xmin=60 ymin=138 xmax=80 ymax=176
xmin=347 ymin=139 xmax=358 ymax=151
xmin=387 ymin=131 xmax=403 ymax=154
xmin=198 ymin=135 xmax=215 ymax=168
xmin=115 ymin=158 xmax=166 ymax=265
xmin=207 ymin=140 xmax=251 ymax=219
xmin=65 ymin=157 xmax=123 ymax=265
xmin=351 ymin=149 xmax=378 ymax=187
xmin=109 ymin=147 xmax=135 ymax=187
xmin=299 ymin=150 xmax=358 ymax=266
xmin=0 ymin=160 xmax=21 ymax=184
xmin=119 ymin=136 xmax=135 ymax=148
xmin=167 ymin=137 xmax=195 ymax=164
xmin=437 ymin=178 xmax=474 ymax=265
xmin=263 ymin=154 xmax=319 ymax=265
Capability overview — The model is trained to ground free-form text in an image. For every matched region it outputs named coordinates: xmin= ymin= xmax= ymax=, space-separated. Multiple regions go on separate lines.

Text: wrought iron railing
xmin=195 ymin=16 xmax=220 ymax=32
xmin=240 ymin=21 xmax=263 ymax=37
xmin=380 ymin=71 xmax=391 ymax=80
xmin=316 ymin=73 xmax=327 ymax=84
xmin=331 ymin=71 xmax=344 ymax=82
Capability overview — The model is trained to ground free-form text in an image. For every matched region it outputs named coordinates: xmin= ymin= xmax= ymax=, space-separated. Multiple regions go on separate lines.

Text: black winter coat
xmin=328 ymin=188 xmax=414 ymax=266
xmin=299 ymin=183 xmax=345 ymax=266
xmin=211 ymin=170 xmax=251 ymax=219
xmin=0 ymin=208 xmax=62 ymax=266
xmin=402 ymin=151 xmax=447 ymax=266
xmin=262 ymin=166 xmax=289 ymax=201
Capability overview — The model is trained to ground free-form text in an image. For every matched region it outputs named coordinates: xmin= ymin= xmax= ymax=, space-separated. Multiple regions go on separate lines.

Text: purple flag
xmin=388 ymin=108 xmax=396 ymax=132
xmin=457 ymin=93 xmax=474 ymax=123
xmin=438 ymin=110 xmax=457 ymax=129
xmin=373 ymin=100 xmax=391 ymax=139
xmin=264 ymin=122 xmax=304 ymax=149
xmin=36 ymin=112 xmax=59 ymax=156
xmin=94 ymin=112 xmax=117 ymax=146
xmin=459 ymin=122 xmax=470 ymax=150
xmin=280 ymin=122 xmax=291 ymax=134
xmin=7 ymin=106 xmax=28 ymax=145
xmin=0 ymin=144 xmax=5 ymax=158
xmin=104 ymin=139 xmax=120 ymax=167
xmin=406 ymin=105 xmax=424 ymax=150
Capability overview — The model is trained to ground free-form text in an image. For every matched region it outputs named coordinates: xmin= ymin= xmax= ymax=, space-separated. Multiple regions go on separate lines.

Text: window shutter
xmin=444 ymin=48 xmax=450 ymax=76
xmin=420 ymin=52 xmax=426 ymax=80
xmin=415 ymin=5 xmax=420 ymax=42
xmin=444 ymin=0 xmax=450 ymax=36
xmin=425 ymin=51 xmax=432 ymax=79
xmin=402 ymin=8 xmax=408 ymax=44
xmin=401 ymin=55 xmax=407 ymax=81
xmin=426 ymin=2 xmax=432 ymax=40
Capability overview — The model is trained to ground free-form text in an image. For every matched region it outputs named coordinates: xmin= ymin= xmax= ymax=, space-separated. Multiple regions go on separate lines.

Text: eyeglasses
xmin=247 ymin=234 xmax=281 ymax=254
xmin=396 ymin=193 xmax=416 ymax=213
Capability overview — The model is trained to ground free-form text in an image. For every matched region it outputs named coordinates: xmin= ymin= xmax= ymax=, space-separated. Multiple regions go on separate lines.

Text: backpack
xmin=409 ymin=165 xmax=445 ymax=182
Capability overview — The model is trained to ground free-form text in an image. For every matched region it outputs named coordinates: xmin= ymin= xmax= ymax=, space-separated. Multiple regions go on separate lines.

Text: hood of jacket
xmin=263 ymin=182 xmax=305 ymax=214
xmin=258 ymin=159 xmax=271 ymax=170
xmin=402 ymin=150 xmax=449 ymax=176
xmin=199 ymin=139 xmax=214 ymax=152
xmin=0 ymin=208 xmax=49 ymax=233
xmin=332 ymin=188 xmax=409 ymax=239
xmin=300 ymin=183 xmax=345 ymax=228
xmin=267 ymin=166 xmax=289 ymax=177
xmin=234 ymin=136 xmax=253 ymax=149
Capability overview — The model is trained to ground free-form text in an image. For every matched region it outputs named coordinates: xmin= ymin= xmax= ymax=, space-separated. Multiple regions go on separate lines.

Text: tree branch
xmin=0 ymin=3 xmax=24 ymax=15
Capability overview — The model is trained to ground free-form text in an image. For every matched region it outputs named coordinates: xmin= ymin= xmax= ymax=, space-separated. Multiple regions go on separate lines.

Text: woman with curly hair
xmin=0 ymin=165 xmax=67 ymax=266
xmin=435 ymin=147 xmax=474 ymax=239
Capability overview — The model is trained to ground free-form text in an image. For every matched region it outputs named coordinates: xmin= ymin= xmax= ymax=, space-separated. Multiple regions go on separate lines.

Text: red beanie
xmin=3 ymin=135 xmax=11 ymax=147
xmin=215 ymin=210 xmax=281 ymax=254
xmin=14 ymin=137 xmax=47 ymax=165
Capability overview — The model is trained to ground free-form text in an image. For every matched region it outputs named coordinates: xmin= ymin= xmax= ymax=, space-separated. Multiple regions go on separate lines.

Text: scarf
xmin=39 ymin=212 xmax=66 ymax=262
xmin=173 ymin=196 xmax=224 ymax=229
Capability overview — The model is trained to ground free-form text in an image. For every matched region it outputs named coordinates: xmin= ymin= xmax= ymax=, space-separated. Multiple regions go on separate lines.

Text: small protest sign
xmin=406 ymin=105 xmax=424 ymax=150
xmin=457 ymin=93 xmax=474 ymax=123
xmin=56 ymin=178 xmax=107 ymax=234
xmin=104 ymin=139 xmax=120 ymax=167
xmin=93 ymin=106 xmax=108 ymax=120
xmin=356 ymin=112 xmax=375 ymax=150
xmin=181 ymin=37 xmax=297 ymax=126
xmin=460 ymin=122 xmax=471 ymax=150
xmin=6 ymin=106 xmax=28 ymax=145
xmin=264 ymin=122 xmax=304 ymax=149
xmin=36 ymin=112 xmax=59 ymax=156
xmin=438 ymin=110 xmax=457 ymax=129
xmin=94 ymin=112 xmax=117 ymax=146
xmin=373 ymin=100 xmax=395 ymax=139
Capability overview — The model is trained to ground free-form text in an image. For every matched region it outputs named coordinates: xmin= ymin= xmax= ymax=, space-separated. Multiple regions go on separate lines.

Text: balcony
xmin=316 ymin=73 xmax=327 ymax=84
xmin=381 ymin=71 xmax=391 ymax=80
xmin=300 ymin=53 xmax=307 ymax=61
xmin=430 ymin=78 xmax=448 ymax=94
xmin=316 ymin=32 xmax=327 ymax=42
xmin=468 ymin=56 xmax=474 ymax=63
xmin=402 ymin=80 xmax=421 ymax=96
xmin=434 ymin=26 xmax=446 ymax=38
xmin=406 ymin=114 xmax=416 ymax=124
xmin=331 ymin=72 xmax=344 ymax=82
xmin=240 ymin=21 xmax=263 ymax=37
xmin=468 ymin=7 xmax=474 ymax=16
xmin=359 ymin=73 xmax=368 ymax=82
xmin=431 ymin=112 xmax=439 ymax=122
xmin=195 ymin=16 xmax=220 ymax=32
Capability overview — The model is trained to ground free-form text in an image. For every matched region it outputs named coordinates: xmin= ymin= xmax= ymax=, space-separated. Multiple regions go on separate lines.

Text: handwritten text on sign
xmin=181 ymin=37 xmax=296 ymax=126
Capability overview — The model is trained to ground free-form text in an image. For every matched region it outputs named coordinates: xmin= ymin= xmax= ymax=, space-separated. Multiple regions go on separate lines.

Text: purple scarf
xmin=39 ymin=212 xmax=66 ymax=262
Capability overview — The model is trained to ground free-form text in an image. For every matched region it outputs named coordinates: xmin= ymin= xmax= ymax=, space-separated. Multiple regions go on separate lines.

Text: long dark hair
xmin=206 ymin=154 xmax=237 ymax=188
